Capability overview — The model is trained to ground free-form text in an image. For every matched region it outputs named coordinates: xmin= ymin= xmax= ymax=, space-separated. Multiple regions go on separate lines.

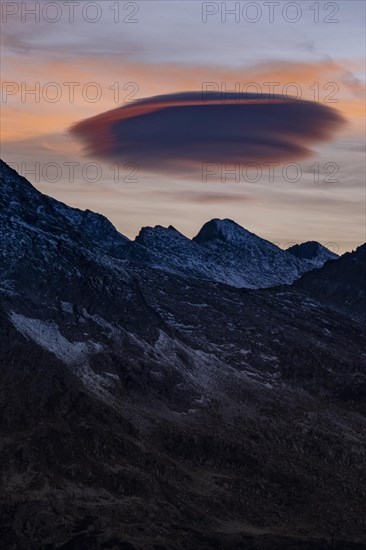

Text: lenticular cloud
xmin=70 ymin=91 xmax=345 ymax=173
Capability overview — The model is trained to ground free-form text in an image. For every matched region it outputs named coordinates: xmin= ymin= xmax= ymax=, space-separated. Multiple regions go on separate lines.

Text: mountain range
xmin=129 ymin=219 xmax=338 ymax=289
xmin=0 ymin=159 xmax=365 ymax=550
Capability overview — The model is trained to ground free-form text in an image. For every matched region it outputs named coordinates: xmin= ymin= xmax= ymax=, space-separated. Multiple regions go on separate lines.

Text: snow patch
xmin=8 ymin=312 xmax=126 ymax=405
xmin=9 ymin=312 xmax=101 ymax=365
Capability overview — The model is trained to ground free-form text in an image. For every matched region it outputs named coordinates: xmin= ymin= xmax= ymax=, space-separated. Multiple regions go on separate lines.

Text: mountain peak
xmin=135 ymin=224 xmax=189 ymax=246
xmin=0 ymin=159 xmax=22 ymax=179
xmin=193 ymin=218 xmax=255 ymax=245
xmin=287 ymin=241 xmax=339 ymax=266
xmin=0 ymin=159 xmax=342 ymax=290
xmin=0 ymin=158 xmax=42 ymax=206
xmin=0 ymin=159 xmax=129 ymax=255
xmin=295 ymin=243 xmax=366 ymax=321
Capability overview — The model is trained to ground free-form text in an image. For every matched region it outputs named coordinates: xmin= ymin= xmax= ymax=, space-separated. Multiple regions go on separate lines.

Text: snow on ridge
xmin=129 ymin=218 xmax=311 ymax=288
xmin=1 ymin=156 xmax=334 ymax=290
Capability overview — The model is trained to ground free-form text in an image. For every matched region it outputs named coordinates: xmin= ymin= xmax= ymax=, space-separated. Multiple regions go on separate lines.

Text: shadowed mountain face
xmin=294 ymin=243 xmax=366 ymax=322
xmin=287 ymin=241 xmax=339 ymax=268
xmin=0 ymin=160 xmax=365 ymax=549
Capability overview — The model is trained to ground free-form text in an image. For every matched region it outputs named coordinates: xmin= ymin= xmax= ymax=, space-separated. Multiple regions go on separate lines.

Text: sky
xmin=1 ymin=0 xmax=365 ymax=252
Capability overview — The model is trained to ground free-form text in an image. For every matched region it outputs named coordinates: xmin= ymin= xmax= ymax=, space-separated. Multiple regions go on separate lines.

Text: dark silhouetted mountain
xmin=129 ymin=218 xmax=322 ymax=288
xmin=295 ymin=243 xmax=366 ymax=322
xmin=0 ymin=159 xmax=129 ymax=260
xmin=287 ymin=240 xmax=339 ymax=268
xmin=0 ymin=159 xmax=365 ymax=549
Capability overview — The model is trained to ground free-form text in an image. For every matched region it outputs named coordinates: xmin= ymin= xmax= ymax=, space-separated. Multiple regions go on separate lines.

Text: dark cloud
xmin=71 ymin=92 xmax=345 ymax=174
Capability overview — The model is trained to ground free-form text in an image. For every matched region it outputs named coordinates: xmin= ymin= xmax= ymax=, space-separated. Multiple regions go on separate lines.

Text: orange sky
xmin=1 ymin=1 xmax=365 ymax=252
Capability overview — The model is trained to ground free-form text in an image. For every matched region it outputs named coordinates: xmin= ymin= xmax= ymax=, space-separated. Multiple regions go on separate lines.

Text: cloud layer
xmin=71 ymin=91 xmax=345 ymax=173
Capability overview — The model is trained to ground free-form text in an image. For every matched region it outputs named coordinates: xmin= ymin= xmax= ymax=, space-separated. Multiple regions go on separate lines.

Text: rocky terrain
xmin=0 ymin=160 xmax=365 ymax=549
xmin=287 ymin=241 xmax=339 ymax=268
xmin=126 ymin=218 xmax=333 ymax=289
xmin=294 ymin=242 xmax=366 ymax=323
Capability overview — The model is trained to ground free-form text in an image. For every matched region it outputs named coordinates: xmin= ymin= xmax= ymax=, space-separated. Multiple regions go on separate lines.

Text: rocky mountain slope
xmin=0 ymin=160 xmax=365 ymax=549
xmin=294 ymin=242 xmax=366 ymax=322
xmin=128 ymin=219 xmax=331 ymax=288
xmin=287 ymin=241 xmax=339 ymax=268
xmin=0 ymin=159 xmax=334 ymax=290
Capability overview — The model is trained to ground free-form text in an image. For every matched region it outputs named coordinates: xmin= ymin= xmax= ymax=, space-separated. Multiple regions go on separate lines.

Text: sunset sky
xmin=1 ymin=0 xmax=365 ymax=252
